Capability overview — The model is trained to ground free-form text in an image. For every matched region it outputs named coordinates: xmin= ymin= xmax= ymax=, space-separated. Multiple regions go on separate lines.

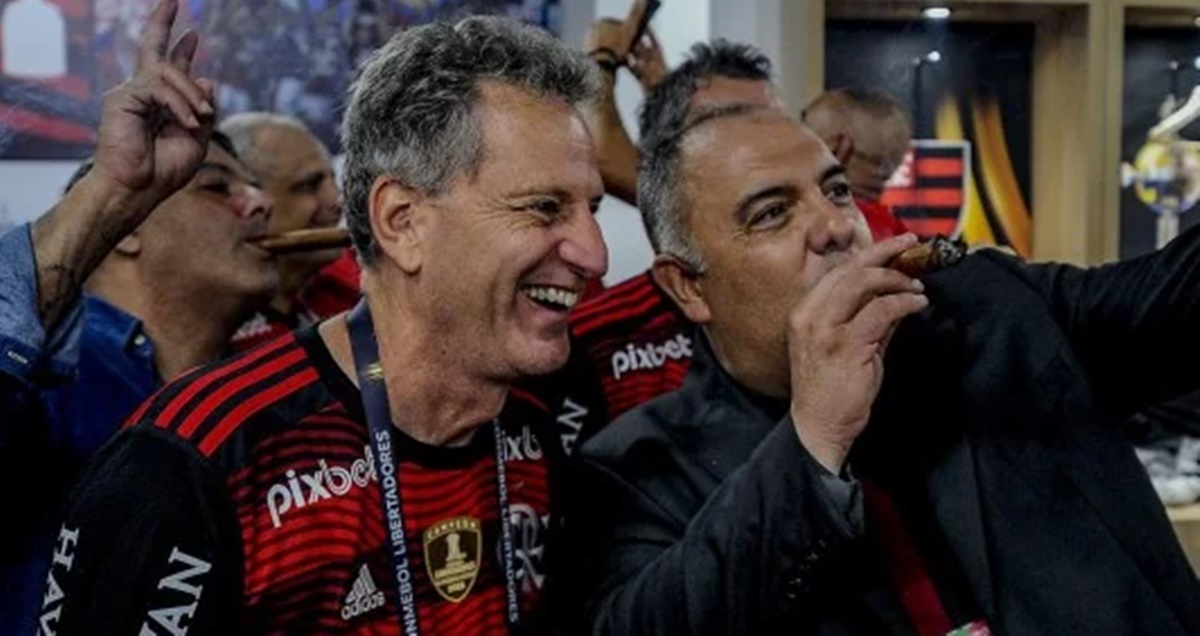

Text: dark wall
xmin=825 ymin=20 xmax=1033 ymax=209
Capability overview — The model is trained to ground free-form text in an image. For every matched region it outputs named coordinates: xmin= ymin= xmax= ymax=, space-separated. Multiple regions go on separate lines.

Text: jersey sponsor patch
xmin=424 ymin=516 xmax=482 ymax=603
xmin=140 ymin=547 xmax=211 ymax=636
xmin=38 ymin=525 xmax=80 ymax=636
xmin=609 ymin=334 xmax=693 ymax=380
xmin=265 ymin=445 xmax=378 ymax=528
xmin=341 ymin=564 xmax=386 ymax=621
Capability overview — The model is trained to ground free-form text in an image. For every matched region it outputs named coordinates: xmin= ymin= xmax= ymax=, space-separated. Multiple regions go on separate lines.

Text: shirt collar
xmin=83 ymin=295 xmax=150 ymax=354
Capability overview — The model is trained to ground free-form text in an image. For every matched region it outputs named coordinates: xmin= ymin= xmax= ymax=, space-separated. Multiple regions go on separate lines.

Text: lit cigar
xmin=886 ymin=236 xmax=966 ymax=277
xmin=252 ymin=228 xmax=351 ymax=255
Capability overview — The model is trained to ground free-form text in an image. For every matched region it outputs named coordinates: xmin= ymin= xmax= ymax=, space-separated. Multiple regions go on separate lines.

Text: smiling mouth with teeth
xmin=523 ymin=285 xmax=581 ymax=312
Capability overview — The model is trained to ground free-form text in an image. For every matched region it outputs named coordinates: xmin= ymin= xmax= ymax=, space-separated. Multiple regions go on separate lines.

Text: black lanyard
xmin=347 ymin=301 xmax=520 ymax=634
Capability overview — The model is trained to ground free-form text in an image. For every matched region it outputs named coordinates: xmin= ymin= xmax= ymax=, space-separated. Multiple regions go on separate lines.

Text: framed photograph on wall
xmin=0 ymin=0 xmax=560 ymax=159
xmin=0 ymin=0 xmax=96 ymax=159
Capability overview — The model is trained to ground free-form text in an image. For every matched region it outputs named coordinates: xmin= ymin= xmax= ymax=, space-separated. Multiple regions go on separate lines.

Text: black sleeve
xmin=1021 ymin=223 xmax=1200 ymax=417
xmin=542 ymin=342 xmax=609 ymax=457
xmin=572 ymin=420 xmax=861 ymax=635
xmin=37 ymin=428 xmax=242 ymax=635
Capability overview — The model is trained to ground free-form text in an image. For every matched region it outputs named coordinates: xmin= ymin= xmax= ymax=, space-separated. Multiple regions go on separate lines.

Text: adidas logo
xmin=341 ymin=564 xmax=386 ymax=621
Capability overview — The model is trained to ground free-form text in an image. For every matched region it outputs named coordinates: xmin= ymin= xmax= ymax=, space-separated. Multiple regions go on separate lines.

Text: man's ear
xmin=112 ymin=231 xmax=140 ymax=257
xmin=651 ymin=254 xmax=711 ymax=324
xmin=831 ymin=131 xmax=854 ymax=165
xmin=368 ymin=177 xmax=425 ymax=275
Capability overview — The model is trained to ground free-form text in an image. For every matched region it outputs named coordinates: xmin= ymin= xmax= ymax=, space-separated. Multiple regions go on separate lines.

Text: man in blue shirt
xmin=2 ymin=131 xmax=274 ymax=635
xmin=40 ymin=135 xmax=275 ymax=457
xmin=0 ymin=1 xmax=276 ymax=632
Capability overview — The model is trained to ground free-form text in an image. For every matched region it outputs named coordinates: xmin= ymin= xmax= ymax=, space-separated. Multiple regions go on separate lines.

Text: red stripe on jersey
xmin=509 ymin=388 xmax=548 ymax=413
xmin=246 ymin=543 xmax=363 ymax=597
xmin=123 ymin=383 xmax=171 ymax=429
xmin=438 ymin=589 xmax=506 ymax=634
xmin=394 ymin=461 xmax=498 ymax=506
xmin=572 ymin=293 xmax=665 ymax=337
xmin=247 ymin=570 xmax=345 ymax=610
xmin=153 ymin=336 xmax=296 ymax=433
xmin=569 ymin=275 xmax=657 ymax=326
xmin=176 ymin=345 xmax=308 ymax=441
xmin=198 ymin=367 xmax=320 ymax=455
xmin=571 ymin=288 xmax=661 ymax=333
xmin=243 ymin=500 xmax=369 ymax=551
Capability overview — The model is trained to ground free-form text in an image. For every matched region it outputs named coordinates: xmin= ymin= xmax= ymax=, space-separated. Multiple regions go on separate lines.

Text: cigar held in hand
xmin=886 ymin=236 xmax=967 ymax=277
xmin=252 ymin=228 xmax=351 ymax=255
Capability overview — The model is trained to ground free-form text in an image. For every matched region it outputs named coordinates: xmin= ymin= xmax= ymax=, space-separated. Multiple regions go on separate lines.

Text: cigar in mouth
xmin=251 ymin=228 xmax=351 ymax=255
xmin=886 ymin=236 xmax=967 ymax=277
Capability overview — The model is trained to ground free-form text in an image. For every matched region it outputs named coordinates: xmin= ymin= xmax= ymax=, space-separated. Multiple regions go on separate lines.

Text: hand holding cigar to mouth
xmin=886 ymin=235 xmax=966 ymax=277
xmin=251 ymin=228 xmax=351 ymax=255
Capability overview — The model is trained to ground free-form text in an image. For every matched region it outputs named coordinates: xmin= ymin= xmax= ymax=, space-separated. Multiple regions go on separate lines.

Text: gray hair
xmin=341 ymin=16 xmax=600 ymax=266
xmin=218 ymin=112 xmax=314 ymax=177
xmin=637 ymin=40 xmax=773 ymax=273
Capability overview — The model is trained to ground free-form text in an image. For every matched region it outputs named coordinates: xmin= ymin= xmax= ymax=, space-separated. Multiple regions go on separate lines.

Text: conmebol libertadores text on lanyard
xmin=348 ymin=302 xmax=520 ymax=635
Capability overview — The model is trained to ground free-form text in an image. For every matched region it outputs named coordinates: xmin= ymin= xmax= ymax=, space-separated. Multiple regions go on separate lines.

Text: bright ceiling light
xmin=926 ymin=50 xmax=942 ymax=63
xmin=923 ymin=6 xmax=952 ymax=20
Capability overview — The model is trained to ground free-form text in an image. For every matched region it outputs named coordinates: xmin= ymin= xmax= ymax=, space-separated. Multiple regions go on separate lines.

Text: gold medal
xmin=423 ymin=516 xmax=482 ymax=603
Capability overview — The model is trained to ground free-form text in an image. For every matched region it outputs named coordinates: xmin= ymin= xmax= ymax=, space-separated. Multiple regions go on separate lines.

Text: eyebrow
xmin=731 ymin=164 xmax=849 ymax=225
xmin=290 ymin=169 xmax=328 ymax=189
xmin=734 ymin=184 xmax=798 ymax=226
xmin=195 ymin=162 xmax=262 ymax=189
xmin=505 ymin=187 xmax=570 ymax=201
xmin=819 ymin=163 xmax=848 ymax=185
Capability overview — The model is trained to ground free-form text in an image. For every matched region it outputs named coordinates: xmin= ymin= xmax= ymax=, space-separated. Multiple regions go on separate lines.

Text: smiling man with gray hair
xmin=45 ymin=14 xmax=607 ymax=634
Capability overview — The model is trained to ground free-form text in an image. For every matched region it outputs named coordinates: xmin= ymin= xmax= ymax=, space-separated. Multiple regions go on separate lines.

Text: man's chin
xmin=510 ymin=340 xmax=570 ymax=378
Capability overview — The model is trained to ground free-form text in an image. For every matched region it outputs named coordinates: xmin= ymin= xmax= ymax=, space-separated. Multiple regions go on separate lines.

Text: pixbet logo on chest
xmin=610 ymin=334 xmax=693 ymax=380
xmin=266 ymin=445 xmax=378 ymax=528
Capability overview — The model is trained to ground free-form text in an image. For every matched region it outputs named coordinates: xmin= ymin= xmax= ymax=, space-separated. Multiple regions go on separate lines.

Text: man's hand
xmin=627 ymin=29 xmax=668 ymax=92
xmin=581 ymin=17 xmax=639 ymax=205
xmin=30 ymin=0 xmax=215 ymax=329
xmin=91 ymin=0 xmax=215 ymax=205
xmin=788 ymin=234 xmax=928 ymax=473
xmin=584 ymin=17 xmax=625 ymax=68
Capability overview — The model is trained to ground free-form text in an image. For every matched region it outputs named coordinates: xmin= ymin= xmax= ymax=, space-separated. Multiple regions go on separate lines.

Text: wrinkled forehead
xmin=258 ymin=126 xmax=331 ymax=178
xmin=472 ymin=82 xmax=597 ymax=181
xmin=680 ymin=110 xmax=834 ymax=198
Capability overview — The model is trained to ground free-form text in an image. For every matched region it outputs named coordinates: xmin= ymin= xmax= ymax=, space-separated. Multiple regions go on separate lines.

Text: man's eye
xmin=749 ymin=203 xmax=787 ymax=227
xmin=297 ymin=177 xmax=323 ymax=194
xmin=525 ymin=199 xmax=563 ymax=218
xmin=201 ymin=182 xmax=232 ymax=195
xmin=827 ymin=182 xmax=853 ymax=204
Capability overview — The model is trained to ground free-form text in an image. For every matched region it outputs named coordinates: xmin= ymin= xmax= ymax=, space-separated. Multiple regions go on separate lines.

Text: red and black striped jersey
xmin=38 ymin=328 xmax=559 ymax=635
xmin=548 ymin=200 xmax=907 ymax=455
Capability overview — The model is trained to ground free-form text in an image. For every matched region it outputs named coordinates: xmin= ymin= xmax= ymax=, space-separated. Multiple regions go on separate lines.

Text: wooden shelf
xmin=1168 ymin=503 xmax=1200 ymax=573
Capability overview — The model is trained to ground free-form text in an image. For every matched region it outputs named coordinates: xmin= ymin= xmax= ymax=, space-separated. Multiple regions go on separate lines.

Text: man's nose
xmin=807 ymin=199 xmax=857 ymax=255
xmin=240 ymin=185 xmax=274 ymax=221
xmin=558 ymin=206 xmax=609 ymax=281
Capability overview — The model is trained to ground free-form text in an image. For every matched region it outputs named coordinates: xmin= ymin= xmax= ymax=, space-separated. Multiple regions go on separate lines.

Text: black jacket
xmin=572 ymin=234 xmax=1200 ymax=635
